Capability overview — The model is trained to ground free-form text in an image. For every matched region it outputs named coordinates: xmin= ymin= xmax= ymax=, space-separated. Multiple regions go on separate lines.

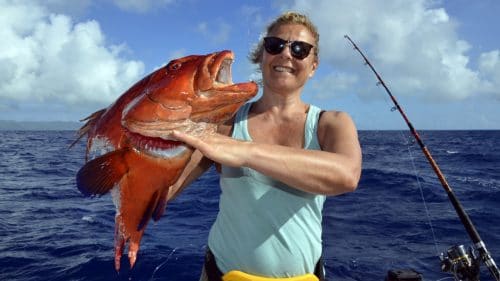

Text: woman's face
xmin=261 ymin=23 xmax=318 ymax=95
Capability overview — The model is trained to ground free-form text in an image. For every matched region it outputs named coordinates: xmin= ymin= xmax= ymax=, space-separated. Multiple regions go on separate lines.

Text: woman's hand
xmin=172 ymin=130 xmax=250 ymax=168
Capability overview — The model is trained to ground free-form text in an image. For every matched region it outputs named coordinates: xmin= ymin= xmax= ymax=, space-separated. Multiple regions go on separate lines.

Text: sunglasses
xmin=263 ymin=36 xmax=315 ymax=60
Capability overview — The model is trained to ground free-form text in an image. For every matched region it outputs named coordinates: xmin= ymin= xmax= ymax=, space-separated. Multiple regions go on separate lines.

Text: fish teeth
xmin=216 ymin=59 xmax=233 ymax=84
xmin=146 ymin=146 xmax=188 ymax=158
xmin=126 ymin=130 xmax=187 ymax=158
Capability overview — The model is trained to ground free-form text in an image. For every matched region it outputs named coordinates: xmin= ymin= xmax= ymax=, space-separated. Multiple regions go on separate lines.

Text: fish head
xmin=121 ymin=50 xmax=258 ymax=158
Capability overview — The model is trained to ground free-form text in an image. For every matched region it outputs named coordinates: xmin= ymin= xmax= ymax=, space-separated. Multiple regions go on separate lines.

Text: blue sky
xmin=1 ymin=0 xmax=499 ymax=129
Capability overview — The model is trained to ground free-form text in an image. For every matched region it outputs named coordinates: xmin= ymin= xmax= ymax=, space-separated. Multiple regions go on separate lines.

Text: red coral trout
xmin=72 ymin=50 xmax=257 ymax=271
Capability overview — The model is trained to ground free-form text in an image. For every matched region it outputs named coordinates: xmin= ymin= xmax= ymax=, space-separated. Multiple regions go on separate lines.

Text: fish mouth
xmin=214 ymin=57 xmax=233 ymax=86
xmin=203 ymin=50 xmax=257 ymax=95
xmin=125 ymin=130 xmax=188 ymax=158
xmin=191 ymin=51 xmax=258 ymax=118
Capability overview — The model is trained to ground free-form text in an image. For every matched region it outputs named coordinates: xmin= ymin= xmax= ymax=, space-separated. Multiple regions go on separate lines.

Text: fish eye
xmin=167 ymin=62 xmax=182 ymax=72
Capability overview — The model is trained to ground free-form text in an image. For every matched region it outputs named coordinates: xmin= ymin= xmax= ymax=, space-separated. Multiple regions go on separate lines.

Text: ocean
xmin=0 ymin=130 xmax=499 ymax=281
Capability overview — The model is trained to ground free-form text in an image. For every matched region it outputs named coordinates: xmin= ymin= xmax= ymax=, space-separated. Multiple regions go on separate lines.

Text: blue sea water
xmin=0 ymin=130 xmax=499 ymax=281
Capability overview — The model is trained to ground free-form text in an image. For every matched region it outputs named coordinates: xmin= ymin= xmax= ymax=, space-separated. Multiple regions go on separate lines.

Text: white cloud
xmin=0 ymin=0 xmax=144 ymax=108
xmin=478 ymin=50 xmax=500 ymax=96
xmin=282 ymin=0 xmax=500 ymax=101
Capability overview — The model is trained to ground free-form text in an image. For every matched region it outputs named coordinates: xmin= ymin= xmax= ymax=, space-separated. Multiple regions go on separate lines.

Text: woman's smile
xmin=273 ymin=65 xmax=295 ymax=73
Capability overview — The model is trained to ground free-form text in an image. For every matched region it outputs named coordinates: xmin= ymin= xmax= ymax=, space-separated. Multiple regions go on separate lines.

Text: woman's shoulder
xmin=318 ymin=109 xmax=355 ymax=127
xmin=317 ymin=109 xmax=358 ymax=146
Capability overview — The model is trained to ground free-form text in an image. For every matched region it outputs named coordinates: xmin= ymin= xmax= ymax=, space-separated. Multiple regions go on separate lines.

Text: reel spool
xmin=440 ymin=244 xmax=481 ymax=281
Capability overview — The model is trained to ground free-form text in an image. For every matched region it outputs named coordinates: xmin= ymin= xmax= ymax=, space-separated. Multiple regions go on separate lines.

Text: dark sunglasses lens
xmin=290 ymin=42 xmax=313 ymax=60
xmin=264 ymin=37 xmax=285 ymax=55
xmin=263 ymin=37 xmax=314 ymax=60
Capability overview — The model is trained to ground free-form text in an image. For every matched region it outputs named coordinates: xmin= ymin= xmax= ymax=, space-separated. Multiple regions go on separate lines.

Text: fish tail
xmin=128 ymin=241 xmax=140 ymax=269
xmin=114 ymin=218 xmax=126 ymax=272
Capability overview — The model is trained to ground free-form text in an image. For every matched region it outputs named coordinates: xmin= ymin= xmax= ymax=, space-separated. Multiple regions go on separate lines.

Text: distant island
xmin=0 ymin=120 xmax=82 ymax=131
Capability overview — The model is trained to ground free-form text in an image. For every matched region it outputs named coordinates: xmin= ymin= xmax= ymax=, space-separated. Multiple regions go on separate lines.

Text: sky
xmin=1 ymin=0 xmax=499 ymax=130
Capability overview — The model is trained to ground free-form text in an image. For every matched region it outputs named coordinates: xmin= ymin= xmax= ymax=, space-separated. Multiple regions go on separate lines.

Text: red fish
xmin=72 ymin=50 xmax=257 ymax=271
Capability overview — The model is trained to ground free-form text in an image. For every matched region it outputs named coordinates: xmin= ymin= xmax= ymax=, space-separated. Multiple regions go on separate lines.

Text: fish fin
xmin=69 ymin=109 xmax=107 ymax=160
xmin=152 ymin=188 xmax=169 ymax=222
xmin=76 ymin=148 xmax=129 ymax=197
xmin=137 ymin=190 xmax=160 ymax=231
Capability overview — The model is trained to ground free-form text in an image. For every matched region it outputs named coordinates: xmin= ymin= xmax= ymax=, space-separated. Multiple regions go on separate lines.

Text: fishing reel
xmin=440 ymin=244 xmax=481 ymax=281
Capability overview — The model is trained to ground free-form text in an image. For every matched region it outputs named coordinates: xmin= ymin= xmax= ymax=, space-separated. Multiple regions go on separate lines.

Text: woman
xmin=171 ymin=11 xmax=362 ymax=281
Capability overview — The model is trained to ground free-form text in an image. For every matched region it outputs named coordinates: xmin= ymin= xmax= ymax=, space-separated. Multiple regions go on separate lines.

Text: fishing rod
xmin=344 ymin=35 xmax=499 ymax=281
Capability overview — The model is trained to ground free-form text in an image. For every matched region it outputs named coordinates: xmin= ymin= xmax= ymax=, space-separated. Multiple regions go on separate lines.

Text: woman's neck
xmin=252 ymin=90 xmax=309 ymax=118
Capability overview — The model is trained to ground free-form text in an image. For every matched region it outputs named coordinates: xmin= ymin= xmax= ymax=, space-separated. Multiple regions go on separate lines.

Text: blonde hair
xmin=249 ymin=11 xmax=320 ymax=64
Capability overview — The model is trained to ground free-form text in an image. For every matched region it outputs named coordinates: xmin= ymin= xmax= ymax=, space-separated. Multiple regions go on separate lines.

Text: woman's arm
xmin=172 ymin=111 xmax=362 ymax=196
xmin=246 ymin=111 xmax=361 ymax=195
xmin=166 ymin=150 xmax=213 ymax=201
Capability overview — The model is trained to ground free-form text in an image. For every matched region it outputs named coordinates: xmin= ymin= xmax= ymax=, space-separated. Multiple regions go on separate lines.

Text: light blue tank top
xmin=207 ymin=102 xmax=326 ymax=278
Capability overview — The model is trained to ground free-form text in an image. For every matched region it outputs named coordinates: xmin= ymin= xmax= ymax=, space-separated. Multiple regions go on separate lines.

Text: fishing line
xmin=378 ymin=78 xmax=441 ymax=257
xmin=403 ymin=131 xmax=440 ymax=256
xmin=149 ymin=247 xmax=179 ymax=281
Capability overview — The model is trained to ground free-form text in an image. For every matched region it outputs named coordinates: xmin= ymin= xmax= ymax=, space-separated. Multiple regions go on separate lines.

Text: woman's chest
xmin=247 ymin=116 xmax=307 ymax=148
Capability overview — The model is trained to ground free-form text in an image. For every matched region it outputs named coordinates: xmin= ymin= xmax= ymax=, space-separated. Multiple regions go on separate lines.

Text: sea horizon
xmin=1 ymin=120 xmax=499 ymax=132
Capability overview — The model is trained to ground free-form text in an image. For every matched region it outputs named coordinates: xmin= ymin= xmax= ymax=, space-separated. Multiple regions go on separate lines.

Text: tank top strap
xmin=232 ymin=102 xmax=252 ymax=141
xmin=304 ymin=104 xmax=322 ymax=150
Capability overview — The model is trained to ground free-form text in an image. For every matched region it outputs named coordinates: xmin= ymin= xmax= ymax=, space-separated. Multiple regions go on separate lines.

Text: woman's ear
xmin=309 ymin=60 xmax=319 ymax=78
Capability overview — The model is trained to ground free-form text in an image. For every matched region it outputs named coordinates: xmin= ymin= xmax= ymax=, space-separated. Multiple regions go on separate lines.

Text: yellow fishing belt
xmin=222 ymin=270 xmax=319 ymax=281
